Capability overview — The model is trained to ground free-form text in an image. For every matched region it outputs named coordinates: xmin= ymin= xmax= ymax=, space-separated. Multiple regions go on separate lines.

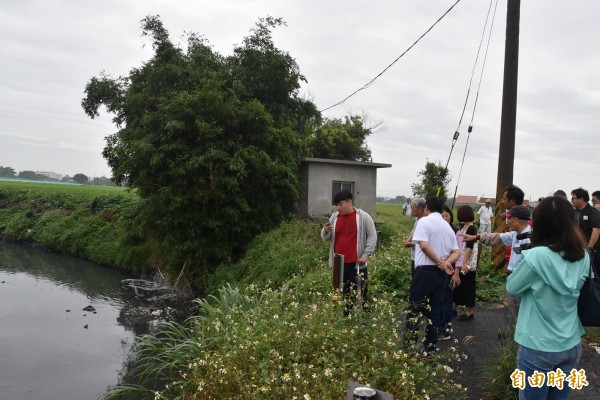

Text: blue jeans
xmin=405 ymin=265 xmax=450 ymax=353
xmin=517 ymin=343 xmax=582 ymax=400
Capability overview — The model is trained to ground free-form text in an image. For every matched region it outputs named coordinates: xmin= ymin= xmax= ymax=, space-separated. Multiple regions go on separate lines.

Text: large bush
xmin=82 ymin=16 xmax=320 ymax=282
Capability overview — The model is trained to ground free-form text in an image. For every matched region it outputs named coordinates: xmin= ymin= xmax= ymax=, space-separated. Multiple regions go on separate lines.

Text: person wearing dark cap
xmin=461 ymin=205 xmax=532 ymax=275
xmin=462 ymin=204 xmax=533 ymax=340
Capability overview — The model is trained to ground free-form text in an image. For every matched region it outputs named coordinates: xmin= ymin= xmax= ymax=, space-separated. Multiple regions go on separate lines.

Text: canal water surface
xmin=0 ymin=242 xmax=156 ymax=400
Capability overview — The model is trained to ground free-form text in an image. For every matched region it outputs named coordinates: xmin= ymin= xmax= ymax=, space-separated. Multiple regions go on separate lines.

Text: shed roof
xmin=299 ymin=157 xmax=391 ymax=168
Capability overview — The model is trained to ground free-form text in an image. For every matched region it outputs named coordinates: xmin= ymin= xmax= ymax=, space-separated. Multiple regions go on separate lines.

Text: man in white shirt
xmin=405 ymin=196 xmax=459 ymax=359
xmin=477 ymin=199 xmax=493 ymax=233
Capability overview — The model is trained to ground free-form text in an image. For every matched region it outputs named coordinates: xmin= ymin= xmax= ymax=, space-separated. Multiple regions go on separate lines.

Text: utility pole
xmin=492 ymin=0 xmax=520 ymax=271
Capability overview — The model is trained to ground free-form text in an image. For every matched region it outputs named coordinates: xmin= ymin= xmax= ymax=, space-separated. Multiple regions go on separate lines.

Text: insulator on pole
xmin=468 ymin=125 xmax=473 ymax=133
xmin=453 ymin=131 xmax=460 ymax=140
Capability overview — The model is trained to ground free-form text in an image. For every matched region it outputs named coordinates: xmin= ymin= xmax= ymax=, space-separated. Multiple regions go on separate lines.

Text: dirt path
xmin=440 ymin=302 xmax=600 ymax=400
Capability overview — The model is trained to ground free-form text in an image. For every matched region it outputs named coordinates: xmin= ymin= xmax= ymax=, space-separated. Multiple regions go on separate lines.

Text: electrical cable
xmin=468 ymin=0 xmax=499 ymax=129
xmin=445 ymin=0 xmax=495 ymax=172
xmin=320 ymin=0 xmax=462 ymax=112
xmin=450 ymin=0 xmax=499 ymax=209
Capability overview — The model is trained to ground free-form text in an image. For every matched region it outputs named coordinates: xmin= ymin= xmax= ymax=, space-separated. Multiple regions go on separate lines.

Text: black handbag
xmin=578 ymin=258 xmax=600 ymax=327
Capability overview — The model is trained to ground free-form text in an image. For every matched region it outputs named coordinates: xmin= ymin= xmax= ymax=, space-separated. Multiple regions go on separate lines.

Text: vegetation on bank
xmin=104 ymin=214 xmax=469 ymax=400
xmin=104 ymin=204 xmax=509 ymax=399
xmin=0 ymin=181 xmax=161 ymax=272
xmin=1 ymin=182 xmax=512 ymax=398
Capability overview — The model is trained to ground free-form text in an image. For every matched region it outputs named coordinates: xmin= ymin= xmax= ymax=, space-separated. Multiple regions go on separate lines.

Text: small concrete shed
xmin=298 ymin=157 xmax=392 ymax=217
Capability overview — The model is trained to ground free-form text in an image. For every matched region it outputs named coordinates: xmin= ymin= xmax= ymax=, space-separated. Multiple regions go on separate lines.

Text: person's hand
xmin=323 ymin=222 xmax=332 ymax=233
xmin=459 ymin=232 xmax=477 ymax=242
xmin=357 ymin=256 xmax=368 ymax=266
xmin=402 ymin=239 xmax=414 ymax=248
xmin=438 ymin=260 xmax=454 ymax=275
xmin=451 ymin=274 xmax=461 ymax=287
xmin=461 ymin=265 xmax=470 ymax=275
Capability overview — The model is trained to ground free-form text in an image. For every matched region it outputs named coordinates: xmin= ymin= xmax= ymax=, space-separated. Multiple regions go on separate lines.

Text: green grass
xmin=0 ymin=180 xmax=156 ymax=272
xmin=0 ymin=189 xmax=507 ymax=399
xmin=0 ymin=179 xmax=129 ymax=195
xmin=374 ymin=203 xmax=504 ymax=303
xmin=101 ymin=205 xmax=506 ymax=399
xmin=376 ymin=202 xmax=406 ymax=217
xmin=0 ymin=180 xmax=134 ymax=207
xmin=106 ymin=285 xmax=468 ymax=400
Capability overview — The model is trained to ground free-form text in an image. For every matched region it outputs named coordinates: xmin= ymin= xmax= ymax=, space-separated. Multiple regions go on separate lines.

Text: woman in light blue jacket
xmin=507 ymin=196 xmax=589 ymax=400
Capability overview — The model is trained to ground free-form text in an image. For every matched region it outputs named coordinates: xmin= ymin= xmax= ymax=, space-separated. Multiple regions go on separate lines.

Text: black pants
xmin=342 ymin=262 xmax=368 ymax=313
xmin=405 ymin=265 xmax=450 ymax=354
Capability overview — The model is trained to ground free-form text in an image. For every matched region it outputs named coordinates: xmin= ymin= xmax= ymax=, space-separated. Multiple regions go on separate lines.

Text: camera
xmin=513 ymin=231 xmax=531 ymax=254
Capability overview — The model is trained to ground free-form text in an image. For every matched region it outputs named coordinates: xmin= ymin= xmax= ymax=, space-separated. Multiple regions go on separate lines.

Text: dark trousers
xmin=405 ymin=265 xmax=450 ymax=354
xmin=441 ymin=282 xmax=454 ymax=332
xmin=342 ymin=262 xmax=368 ymax=313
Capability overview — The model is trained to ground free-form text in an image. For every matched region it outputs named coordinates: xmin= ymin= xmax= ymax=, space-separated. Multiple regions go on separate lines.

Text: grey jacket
xmin=321 ymin=208 xmax=377 ymax=268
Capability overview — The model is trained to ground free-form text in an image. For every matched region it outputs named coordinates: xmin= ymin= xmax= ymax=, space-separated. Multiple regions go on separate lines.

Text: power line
xmin=444 ymin=0 xmax=495 ymax=174
xmin=450 ymin=0 xmax=499 ymax=209
xmin=468 ymin=0 xmax=499 ymax=128
xmin=320 ymin=0 xmax=462 ymax=112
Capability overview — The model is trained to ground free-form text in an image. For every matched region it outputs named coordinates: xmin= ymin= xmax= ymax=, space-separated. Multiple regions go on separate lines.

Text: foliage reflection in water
xmin=0 ymin=242 xmax=165 ymax=400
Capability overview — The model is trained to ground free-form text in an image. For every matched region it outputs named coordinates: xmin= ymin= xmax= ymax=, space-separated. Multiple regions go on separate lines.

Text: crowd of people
xmin=322 ymin=185 xmax=599 ymax=400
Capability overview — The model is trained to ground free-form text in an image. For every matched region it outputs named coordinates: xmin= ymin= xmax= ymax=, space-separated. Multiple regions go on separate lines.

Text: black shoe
xmin=439 ymin=331 xmax=451 ymax=341
xmin=458 ymin=313 xmax=474 ymax=321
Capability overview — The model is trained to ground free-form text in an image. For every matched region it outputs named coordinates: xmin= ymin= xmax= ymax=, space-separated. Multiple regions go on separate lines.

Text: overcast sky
xmin=1 ymin=0 xmax=598 ymax=201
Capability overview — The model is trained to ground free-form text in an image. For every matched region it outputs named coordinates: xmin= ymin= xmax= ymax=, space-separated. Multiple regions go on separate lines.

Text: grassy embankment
xmin=1 ymin=182 xmax=508 ymax=398
xmin=0 ymin=180 xmax=160 ymax=272
xmin=103 ymin=206 xmax=472 ymax=399
xmin=104 ymin=203 xmax=511 ymax=399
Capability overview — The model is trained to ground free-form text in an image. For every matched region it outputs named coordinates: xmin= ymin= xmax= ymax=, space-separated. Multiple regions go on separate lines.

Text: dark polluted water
xmin=0 ymin=242 xmax=170 ymax=400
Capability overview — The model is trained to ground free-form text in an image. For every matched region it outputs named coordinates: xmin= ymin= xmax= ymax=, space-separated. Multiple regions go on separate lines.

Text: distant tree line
xmin=0 ymin=166 xmax=114 ymax=186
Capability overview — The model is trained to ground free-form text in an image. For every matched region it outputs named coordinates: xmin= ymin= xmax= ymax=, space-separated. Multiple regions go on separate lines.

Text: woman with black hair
xmin=507 ymin=196 xmax=589 ymax=400
xmin=453 ymin=205 xmax=478 ymax=321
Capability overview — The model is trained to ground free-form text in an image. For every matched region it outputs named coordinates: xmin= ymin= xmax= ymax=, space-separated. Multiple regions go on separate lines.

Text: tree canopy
xmin=72 ymin=173 xmax=89 ymax=184
xmin=309 ymin=115 xmax=374 ymax=162
xmin=82 ymin=16 xmax=320 ymax=282
xmin=0 ymin=166 xmax=16 ymax=178
xmin=411 ymin=161 xmax=451 ymax=202
xmin=17 ymin=170 xmax=48 ymax=181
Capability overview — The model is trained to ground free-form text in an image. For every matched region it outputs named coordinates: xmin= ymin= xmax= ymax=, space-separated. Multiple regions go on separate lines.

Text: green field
xmin=0 ymin=179 xmax=131 ymax=198
xmin=0 ymin=180 xmax=137 ymax=211
xmin=376 ymin=202 xmax=406 ymax=217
